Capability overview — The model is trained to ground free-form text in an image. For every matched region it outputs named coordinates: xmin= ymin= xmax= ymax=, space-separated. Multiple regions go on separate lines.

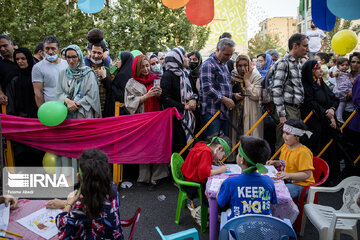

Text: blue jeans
xmin=202 ymin=113 xmax=229 ymax=138
xmin=286 ymin=183 xmax=305 ymax=199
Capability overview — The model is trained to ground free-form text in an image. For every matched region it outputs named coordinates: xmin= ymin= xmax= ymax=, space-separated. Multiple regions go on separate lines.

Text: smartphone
xmin=154 ymin=79 xmax=160 ymax=87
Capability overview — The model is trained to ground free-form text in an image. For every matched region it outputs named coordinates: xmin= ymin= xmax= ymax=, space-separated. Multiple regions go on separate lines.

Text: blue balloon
xmin=78 ymin=0 xmax=104 ymax=14
xmin=327 ymin=0 xmax=360 ymax=20
xmin=311 ymin=0 xmax=336 ymax=31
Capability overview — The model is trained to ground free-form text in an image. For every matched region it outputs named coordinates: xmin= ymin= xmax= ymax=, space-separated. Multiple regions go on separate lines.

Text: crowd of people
xmin=1 ymin=25 xmax=360 ymax=238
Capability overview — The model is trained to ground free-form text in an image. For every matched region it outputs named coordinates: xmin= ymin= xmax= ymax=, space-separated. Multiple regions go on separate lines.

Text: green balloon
xmin=131 ymin=50 xmax=143 ymax=57
xmin=38 ymin=101 xmax=68 ymax=126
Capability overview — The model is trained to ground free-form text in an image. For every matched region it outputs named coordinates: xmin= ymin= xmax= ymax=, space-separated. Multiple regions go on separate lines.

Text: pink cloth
xmin=0 ymin=108 xmax=181 ymax=164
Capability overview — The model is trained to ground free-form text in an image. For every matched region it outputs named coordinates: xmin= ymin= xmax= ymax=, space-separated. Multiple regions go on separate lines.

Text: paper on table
xmin=209 ymin=178 xmax=226 ymax=192
xmin=17 ymin=207 xmax=61 ymax=240
xmin=212 ymin=164 xmax=242 ymax=174
xmin=264 ymin=165 xmax=278 ymax=178
xmin=0 ymin=204 xmax=10 ymax=236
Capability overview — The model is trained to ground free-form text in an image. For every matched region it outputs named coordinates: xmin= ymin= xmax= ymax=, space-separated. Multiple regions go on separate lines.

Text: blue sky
xmin=247 ymin=0 xmax=299 ymax=38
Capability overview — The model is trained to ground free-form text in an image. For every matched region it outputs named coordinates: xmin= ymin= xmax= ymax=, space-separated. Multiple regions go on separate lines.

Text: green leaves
xmin=0 ymin=0 xmax=95 ymax=52
xmin=1 ymin=0 xmax=208 ymax=55
xmin=100 ymin=0 xmax=209 ymax=53
xmin=248 ymin=33 xmax=285 ymax=57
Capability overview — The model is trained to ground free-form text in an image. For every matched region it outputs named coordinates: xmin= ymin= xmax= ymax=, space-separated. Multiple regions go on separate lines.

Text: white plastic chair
xmin=300 ymin=176 xmax=360 ymax=240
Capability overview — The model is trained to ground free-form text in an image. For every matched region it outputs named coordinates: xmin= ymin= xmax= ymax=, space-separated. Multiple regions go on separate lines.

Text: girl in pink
xmin=332 ymin=58 xmax=352 ymax=123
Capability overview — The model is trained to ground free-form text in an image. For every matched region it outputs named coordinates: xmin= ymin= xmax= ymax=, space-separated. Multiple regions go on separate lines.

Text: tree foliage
xmin=323 ymin=17 xmax=360 ymax=54
xmin=0 ymin=0 xmax=209 ymax=54
xmin=247 ymin=33 xmax=285 ymax=57
xmin=0 ymin=0 xmax=95 ymax=52
xmin=100 ymin=0 xmax=209 ymax=54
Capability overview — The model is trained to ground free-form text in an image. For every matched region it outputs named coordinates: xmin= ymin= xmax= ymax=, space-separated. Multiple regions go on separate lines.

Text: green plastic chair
xmin=170 ymin=153 xmax=208 ymax=233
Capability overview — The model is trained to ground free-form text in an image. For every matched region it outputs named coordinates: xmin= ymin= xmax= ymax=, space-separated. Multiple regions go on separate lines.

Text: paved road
xmin=118 ymin=169 xmax=359 ymax=240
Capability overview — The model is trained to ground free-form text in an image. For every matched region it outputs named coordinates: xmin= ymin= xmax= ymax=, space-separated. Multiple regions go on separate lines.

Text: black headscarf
xmin=6 ymin=47 xmax=37 ymax=117
xmin=301 ymin=60 xmax=318 ymax=86
xmin=301 ymin=60 xmax=338 ymax=120
xmin=187 ymin=51 xmax=202 ymax=79
xmin=13 ymin=47 xmax=34 ymax=76
xmin=113 ymin=51 xmax=134 ymax=103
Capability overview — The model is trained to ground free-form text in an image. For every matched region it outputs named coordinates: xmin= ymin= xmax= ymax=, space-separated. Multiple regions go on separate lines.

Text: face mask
xmin=90 ymin=57 xmax=103 ymax=65
xmin=189 ymin=62 xmax=198 ymax=70
xmin=151 ymin=63 xmax=163 ymax=74
xmin=45 ymin=54 xmax=58 ymax=62
xmin=256 ymin=62 xmax=263 ymax=70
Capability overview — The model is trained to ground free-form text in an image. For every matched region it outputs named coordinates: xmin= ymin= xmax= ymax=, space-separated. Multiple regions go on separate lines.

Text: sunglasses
xmin=351 ymin=61 xmax=360 ymax=64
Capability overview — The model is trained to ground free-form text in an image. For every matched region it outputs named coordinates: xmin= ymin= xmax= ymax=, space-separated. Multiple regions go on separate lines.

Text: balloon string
xmin=335 ymin=54 xmax=340 ymax=65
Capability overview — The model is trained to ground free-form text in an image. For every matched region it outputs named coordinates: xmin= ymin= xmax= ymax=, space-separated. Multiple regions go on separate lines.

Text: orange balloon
xmin=186 ymin=0 xmax=214 ymax=26
xmin=162 ymin=0 xmax=189 ymax=9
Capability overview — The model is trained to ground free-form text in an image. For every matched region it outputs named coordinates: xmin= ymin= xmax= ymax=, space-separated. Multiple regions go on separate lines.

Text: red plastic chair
xmin=121 ymin=208 xmax=141 ymax=240
xmin=294 ymin=157 xmax=329 ymax=231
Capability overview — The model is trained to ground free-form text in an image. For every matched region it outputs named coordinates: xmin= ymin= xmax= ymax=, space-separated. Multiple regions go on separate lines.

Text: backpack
xmin=260 ymin=59 xmax=291 ymax=106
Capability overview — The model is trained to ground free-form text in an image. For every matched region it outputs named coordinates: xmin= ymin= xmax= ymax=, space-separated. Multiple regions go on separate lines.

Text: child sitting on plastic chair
xmin=181 ymin=134 xmax=231 ymax=225
xmin=217 ymin=136 xmax=277 ymax=223
xmin=266 ymin=119 xmax=315 ymax=199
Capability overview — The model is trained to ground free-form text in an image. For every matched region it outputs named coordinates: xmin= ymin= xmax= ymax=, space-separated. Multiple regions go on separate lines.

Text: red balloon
xmin=186 ymin=0 xmax=214 ymax=26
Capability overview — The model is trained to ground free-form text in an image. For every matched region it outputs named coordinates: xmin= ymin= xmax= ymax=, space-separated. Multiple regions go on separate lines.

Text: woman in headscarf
xmin=256 ymin=53 xmax=273 ymax=79
xmin=6 ymin=47 xmax=44 ymax=166
xmin=230 ymin=55 xmax=263 ymax=141
xmin=56 ymin=44 xmax=101 ymax=119
xmin=104 ymin=51 xmax=134 ymax=116
xmin=125 ymin=54 xmax=168 ymax=190
xmin=56 ymin=44 xmax=101 ymax=182
xmin=7 ymin=47 xmax=37 ymax=118
xmin=161 ymin=47 xmax=198 ymax=155
xmin=149 ymin=53 xmax=163 ymax=78
xmin=301 ymin=60 xmax=343 ymax=185
xmin=187 ymin=51 xmax=203 ymax=92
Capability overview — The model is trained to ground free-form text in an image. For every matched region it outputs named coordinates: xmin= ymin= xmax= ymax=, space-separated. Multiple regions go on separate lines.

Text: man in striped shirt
xmin=271 ymin=33 xmax=309 ymax=150
xmin=199 ymin=38 xmax=240 ymax=138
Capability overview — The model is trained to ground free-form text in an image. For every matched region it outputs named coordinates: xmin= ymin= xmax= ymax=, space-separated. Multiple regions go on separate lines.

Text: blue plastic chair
xmin=155 ymin=226 xmax=199 ymax=240
xmin=219 ymin=214 xmax=297 ymax=240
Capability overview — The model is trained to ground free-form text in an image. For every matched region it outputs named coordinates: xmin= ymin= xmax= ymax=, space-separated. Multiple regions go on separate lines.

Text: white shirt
xmin=306 ymin=29 xmax=326 ymax=52
xmin=32 ymin=59 xmax=68 ymax=102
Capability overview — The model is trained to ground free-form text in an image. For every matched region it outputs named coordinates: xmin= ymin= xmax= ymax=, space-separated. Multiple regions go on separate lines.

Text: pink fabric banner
xmin=0 ymin=108 xmax=181 ymax=164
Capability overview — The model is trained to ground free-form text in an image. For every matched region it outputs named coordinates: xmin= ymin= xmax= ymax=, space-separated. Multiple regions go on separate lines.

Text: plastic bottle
xmin=73 ymin=91 xmax=82 ymax=102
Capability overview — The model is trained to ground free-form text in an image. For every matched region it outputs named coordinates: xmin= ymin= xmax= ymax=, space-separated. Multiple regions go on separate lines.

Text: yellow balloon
xmin=331 ymin=30 xmax=358 ymax=55
xmin=43 ymin=152 xmax=56 ymax=174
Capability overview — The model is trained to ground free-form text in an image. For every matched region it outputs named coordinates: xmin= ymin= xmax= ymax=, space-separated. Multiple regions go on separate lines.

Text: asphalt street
xmin=118 ymin=165 xmax=359 ymax=240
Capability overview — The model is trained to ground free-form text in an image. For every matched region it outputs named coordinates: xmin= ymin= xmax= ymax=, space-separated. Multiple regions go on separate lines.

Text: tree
xmin=247 ymin=33 xmax=285 ymax=57
xmin=0 ymin=0 xmax=209 ymax=55
xmin=100 ymin=0 xmax=210 ymax=54
xmin=0 ymin=0 xmax=95 ymax=52
xmin=323 ymin=17 xmax=360 ymax=54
